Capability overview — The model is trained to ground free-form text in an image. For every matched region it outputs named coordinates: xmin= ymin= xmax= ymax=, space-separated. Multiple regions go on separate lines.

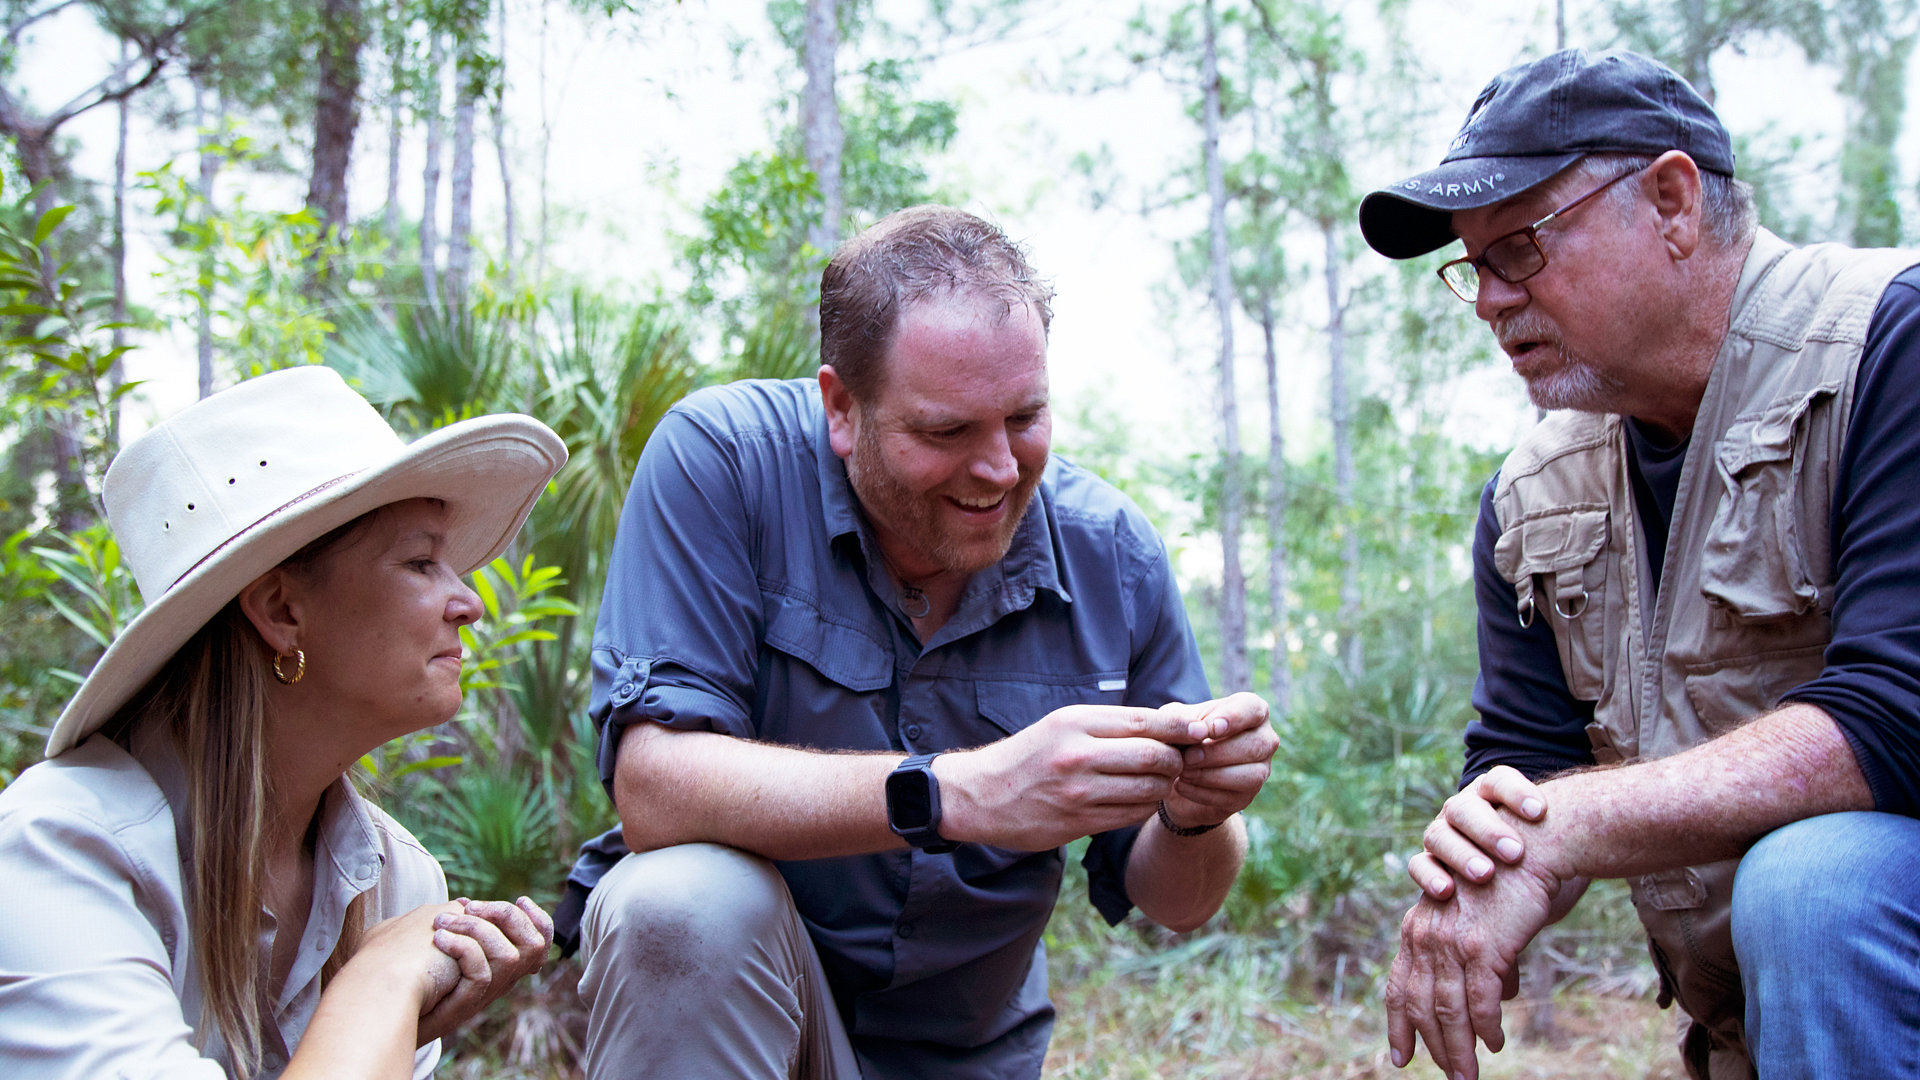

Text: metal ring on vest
xmin=1555 ymin=590 xmax=1590 ymax=619
xmin=1517 ymin=593 xmax=1536 ymax=628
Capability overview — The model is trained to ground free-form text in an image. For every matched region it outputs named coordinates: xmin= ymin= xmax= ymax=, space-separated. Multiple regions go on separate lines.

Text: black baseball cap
xmin=1358 ymin=49 xmax=1735 ymax=260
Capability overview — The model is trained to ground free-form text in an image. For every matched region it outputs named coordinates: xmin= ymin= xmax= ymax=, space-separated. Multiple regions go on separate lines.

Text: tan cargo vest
xmin=1489 ymin=230 xmax=1916 ymax=1080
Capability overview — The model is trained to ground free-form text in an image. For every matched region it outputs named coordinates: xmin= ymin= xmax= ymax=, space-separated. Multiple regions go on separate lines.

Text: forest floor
xmin=438 ymin=946 xmax=1681 ymax=1080
xmin=437 ymin=883 xmax=1679 ymax=1079
xmin=1044 ymin=979 xmax=1683 ymax=1079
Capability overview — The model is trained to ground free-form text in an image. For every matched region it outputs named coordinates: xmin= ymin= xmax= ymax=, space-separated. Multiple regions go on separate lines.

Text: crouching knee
xmin=1733 ymin=812 xmax=1920 ymax=966
xmin=581 ymin=843 xmax=796 ymax=986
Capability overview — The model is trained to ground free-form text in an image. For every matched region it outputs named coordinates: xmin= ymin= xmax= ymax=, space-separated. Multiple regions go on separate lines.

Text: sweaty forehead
xmin=872 ymin=297 xmax=1049 ymax=418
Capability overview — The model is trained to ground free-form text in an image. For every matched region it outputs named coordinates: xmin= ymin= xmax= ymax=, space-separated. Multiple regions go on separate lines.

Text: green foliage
xmin=31 ymin=524 xmax=139 ymax=667
xmin=414 ymin=766 xmax=562 ymax=904
xmin=461 ymin=555 xmax=580 ymax=716
xmin=684 ymin=48 xmax=958 ymax=360
xmin=328 ymin=301 xmax=515 ymax=430
xmin=531 ymin=294 xmax=697 ymax=606
xmin=142 ymin=139 xmax=349 ymax=378
xmin=0 ymin=199 xmax=141 ymax=513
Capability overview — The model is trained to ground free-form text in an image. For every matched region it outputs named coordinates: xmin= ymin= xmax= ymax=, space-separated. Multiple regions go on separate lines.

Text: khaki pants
xmin=577 ymin=843 xmax=861 ymax=1080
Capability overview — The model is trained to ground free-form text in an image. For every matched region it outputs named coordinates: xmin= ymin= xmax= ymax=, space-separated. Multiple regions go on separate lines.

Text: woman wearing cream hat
xmin=0 ymin=366 xmax=569 ymax=1078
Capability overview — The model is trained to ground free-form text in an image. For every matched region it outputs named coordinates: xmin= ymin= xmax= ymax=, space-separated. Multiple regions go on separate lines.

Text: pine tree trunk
xmin=194 ymin=80 xmax=221 ymax=400
xmin=1682 ymin=0 xmax=1714 ymax=102
xmin=1261 ymin=288 xmax=1289 ymax=716
xmin=1324 ymin=217 xmax=1361 ymax=679
xmin=109 ymin=42 xmax=129 ymax=450
xmin=448 ymin=30 xmax=478 ymax=308
xmin=1203 ymin=0 xmax=1249 ymax=693
xmin=384 ymin=22 xmax=403 ymax=261
xmin=421 ymin=32 xmax=445 ymax=307
xmin=535 ymin=0 xmax=552 ymax=287
xmin=801 ymin=0 xmax=843 ymax=263
xmin=305 ymin=0 xmax=365 ymax=250
xmin=493 ymin=0 xmax=515 ymax=291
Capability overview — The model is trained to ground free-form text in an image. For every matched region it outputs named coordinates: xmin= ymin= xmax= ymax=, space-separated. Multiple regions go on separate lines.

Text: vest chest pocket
xmin=1699 ymin=387 xmax=1835 ymax=625
xmin=1494 ymin=508 xmax=1612 ymax=701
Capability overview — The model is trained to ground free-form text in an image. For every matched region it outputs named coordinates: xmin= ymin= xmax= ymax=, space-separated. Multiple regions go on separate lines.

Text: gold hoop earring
xmin=272 ymin=648 xmax=306 ymax=686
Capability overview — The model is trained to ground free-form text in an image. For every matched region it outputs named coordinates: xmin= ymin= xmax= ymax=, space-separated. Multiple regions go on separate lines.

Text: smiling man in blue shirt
xmin=558 ymin=205 xmax=1277 ymax=1079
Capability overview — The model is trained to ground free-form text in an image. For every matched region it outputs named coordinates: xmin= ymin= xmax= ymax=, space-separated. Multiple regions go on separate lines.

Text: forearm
xmin=1531 ymin=703 xmax=1873 ymax=881
xmin=614 ymin=721 xmax=906 ymax=859
xmin=1123 ymin=812 xmax=1249 ymax=932
xmin=281 ymin=961 xmax=428 ymax=1080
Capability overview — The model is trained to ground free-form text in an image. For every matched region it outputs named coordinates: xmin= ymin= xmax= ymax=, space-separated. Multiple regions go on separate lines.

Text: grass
xmin=1040 ymin=940 xmax=1683 ymax=1079
xmin=1038 ymin=869 xmax=1681 ymax=1080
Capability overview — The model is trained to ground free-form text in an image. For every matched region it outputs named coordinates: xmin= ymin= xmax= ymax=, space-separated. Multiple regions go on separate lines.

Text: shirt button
xmin=354 ymin=863 xmax=374 ymax=881
xmin=263 ymin=1053 xmax=283 ymax=1070
xmin=897 ymin=922 xmax=915 ymax=939
xmin=904 ymin=724 xmax=923 ymax=741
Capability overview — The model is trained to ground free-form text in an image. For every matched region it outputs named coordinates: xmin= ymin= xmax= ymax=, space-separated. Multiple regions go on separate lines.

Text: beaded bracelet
xmin=1156 ymin=800 xmax=1221 ymax=837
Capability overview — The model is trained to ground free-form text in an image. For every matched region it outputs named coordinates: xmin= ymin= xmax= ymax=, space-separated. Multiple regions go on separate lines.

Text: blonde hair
xmin=105 ymin=516 xmax=384 ymax=1077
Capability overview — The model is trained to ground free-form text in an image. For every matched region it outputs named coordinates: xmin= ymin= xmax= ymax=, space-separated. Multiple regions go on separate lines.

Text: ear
xmin=819 ymin=364 xmax=860 ymax=461
xmin=1646 ymin=149 xmax=1704 ymax=260
xmin=237 ymin=568 xmax=302 ymax=656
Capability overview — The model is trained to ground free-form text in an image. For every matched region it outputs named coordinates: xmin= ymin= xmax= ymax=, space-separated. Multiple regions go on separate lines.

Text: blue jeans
xmin=1733 ymin=812 xmax=1920 ymax=1078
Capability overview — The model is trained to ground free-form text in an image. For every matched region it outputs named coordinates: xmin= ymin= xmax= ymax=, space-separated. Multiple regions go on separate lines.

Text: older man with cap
xmin=1357 ymin=48 xmax=1920 ymax=1080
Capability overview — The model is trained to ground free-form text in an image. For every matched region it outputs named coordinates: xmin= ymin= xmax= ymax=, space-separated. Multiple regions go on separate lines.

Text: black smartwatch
xmin=886 ymin=752 xmax=958 ymax=854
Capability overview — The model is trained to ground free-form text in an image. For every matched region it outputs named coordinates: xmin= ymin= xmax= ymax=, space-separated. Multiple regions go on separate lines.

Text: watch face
xmin=887 ymin=769 xmax=936 ymax=831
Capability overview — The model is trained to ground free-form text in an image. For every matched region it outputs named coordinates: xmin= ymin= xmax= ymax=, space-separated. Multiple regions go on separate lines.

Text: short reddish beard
xmin=844 ymin=417 xmax=1044 ymax=577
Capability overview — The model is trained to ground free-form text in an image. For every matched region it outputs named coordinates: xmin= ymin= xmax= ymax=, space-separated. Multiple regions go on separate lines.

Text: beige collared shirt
xmin=0 ymin=729 xmax=446 ymax=1079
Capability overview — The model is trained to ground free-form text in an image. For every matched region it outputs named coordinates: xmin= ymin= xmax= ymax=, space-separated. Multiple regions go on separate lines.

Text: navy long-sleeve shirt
xmin=1465 ymin=266 xmax=1920 ymax=817
xmin=559 ymin=379 xmax=1210 ymax=1079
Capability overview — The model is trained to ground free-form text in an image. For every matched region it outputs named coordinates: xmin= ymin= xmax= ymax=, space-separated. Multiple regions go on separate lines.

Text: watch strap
xmin=888 ymin=752 xmax=958 ymax=854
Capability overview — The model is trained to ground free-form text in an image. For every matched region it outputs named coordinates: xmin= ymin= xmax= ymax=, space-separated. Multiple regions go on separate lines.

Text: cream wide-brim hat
xmin=45 ymin=365 xmax=568 ymax=757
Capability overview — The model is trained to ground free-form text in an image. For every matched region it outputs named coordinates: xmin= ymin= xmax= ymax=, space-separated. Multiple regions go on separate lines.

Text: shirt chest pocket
xmin=757 ymin=590 xmax=894 ymax=746
xmin=1494 ymin=507 xmax=1612 ymax=702
xmin=762 ymin=591 xmax=893 ymax=689
xmin=1699 ymin=385 xmax=1836 ymax=626
xmin=973 ymin=677 xmax=1130 ymax=741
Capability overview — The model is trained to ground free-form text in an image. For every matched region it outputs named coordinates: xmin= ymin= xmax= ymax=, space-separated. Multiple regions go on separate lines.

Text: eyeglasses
xmin=1436 ymin=166 xmax=1646 ymax=303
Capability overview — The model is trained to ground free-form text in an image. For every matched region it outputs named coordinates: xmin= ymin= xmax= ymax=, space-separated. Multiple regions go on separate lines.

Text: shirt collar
xmin=815 ymin=404 xmax=864 ymax=547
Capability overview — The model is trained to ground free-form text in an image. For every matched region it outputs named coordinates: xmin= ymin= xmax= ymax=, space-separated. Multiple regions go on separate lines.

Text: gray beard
xmin=1523 ymin=349 xmax=1630 ymax=414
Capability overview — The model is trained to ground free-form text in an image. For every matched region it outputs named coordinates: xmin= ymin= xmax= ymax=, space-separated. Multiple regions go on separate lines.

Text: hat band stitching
xmin=166 ymin=469 xmax=367 ymax=590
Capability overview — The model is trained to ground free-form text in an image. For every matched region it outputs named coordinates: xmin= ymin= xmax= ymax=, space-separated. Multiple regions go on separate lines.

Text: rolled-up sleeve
xmin=590 ymin=407 xmax=766 ymax=788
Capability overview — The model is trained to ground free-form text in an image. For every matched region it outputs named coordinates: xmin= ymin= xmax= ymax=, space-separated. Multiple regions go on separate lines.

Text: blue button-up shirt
xmin=565 ymin=379 xmax=1208 ymax=1078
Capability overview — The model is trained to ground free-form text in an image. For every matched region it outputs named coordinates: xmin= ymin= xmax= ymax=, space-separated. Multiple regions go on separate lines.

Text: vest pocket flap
xmin=1701 ymin=387 xmax=1835 ymax=622
xmin=1715 ymin=382 xmax=1839 ymax=475
xmin=1681 ymin=644 xmax=1827 ymax=735
xmin=1492 ymin=508 xmax=1610 ymax=580
xmin=762 ymin=591 xmax=894 ymax=692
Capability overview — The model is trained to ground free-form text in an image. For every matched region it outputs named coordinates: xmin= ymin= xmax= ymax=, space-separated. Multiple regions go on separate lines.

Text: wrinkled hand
xmin=416 ymin=896 xmax=555 ymax=1045
xmin=1160 ymin=692 xmax=1277 ymax=829
xmin=938 ymin=704 xmax=1210 ymax=851
xmin=1410 ymin=765 xmax=1548 ymax=901
xmin=1385 ymin=854 xmax=1559 ymax=1078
